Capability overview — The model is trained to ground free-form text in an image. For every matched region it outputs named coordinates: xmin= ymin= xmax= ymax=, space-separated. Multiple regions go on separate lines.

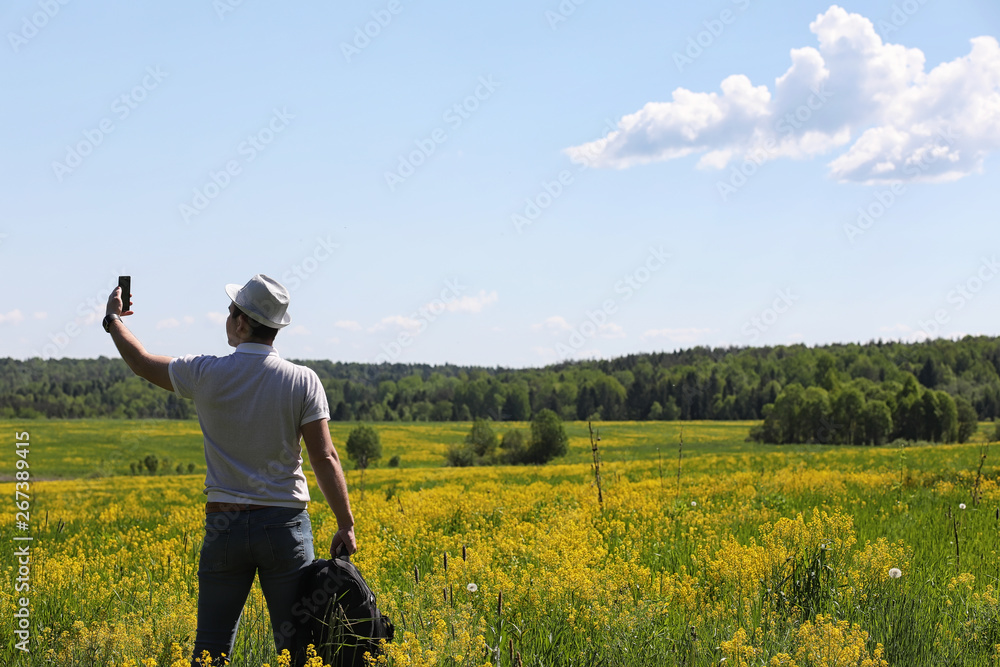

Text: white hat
xmin=225 ymin=274 xmax=292 ymax=328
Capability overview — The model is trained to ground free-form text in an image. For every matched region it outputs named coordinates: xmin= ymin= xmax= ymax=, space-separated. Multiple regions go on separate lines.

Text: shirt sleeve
xmin=300 ymin=369 xmax=331 ymax=426
xmin=168 ymin=355 xmax=214 ymax=400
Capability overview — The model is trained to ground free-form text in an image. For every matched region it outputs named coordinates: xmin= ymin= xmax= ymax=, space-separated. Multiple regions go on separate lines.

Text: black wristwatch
xmin=102 ymin=314 xmax=122 ymax=333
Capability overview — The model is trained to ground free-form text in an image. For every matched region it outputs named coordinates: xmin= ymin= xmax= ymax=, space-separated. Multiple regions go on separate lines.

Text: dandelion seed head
xmin=691 ymin=501 xmax=697 ymax=507
xmin=959 ymin=503 xmax=966 ymax=510
xmin=888 ymin=567 xmax=902 ymax=579
xmin=467 ymin=583 xmax=478 ymax=593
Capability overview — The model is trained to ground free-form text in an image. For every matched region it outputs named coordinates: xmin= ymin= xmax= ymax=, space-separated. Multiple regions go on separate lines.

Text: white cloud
xmin=0 ymin=309 xmax=24 ymax=325
xmin=334 ymin=320 xmax=363 ymax=331
xmin=368 ymin=315 xmax=422 ymax=333
xmin=206 ymin=312 xmax=227 ymax=325
xmin=532 ymin=315 xmax=574 ymax=333
xmin=33 ymin=312 xmax=47 ymax=320
xmin=879 ymin=323 xmax=913 ymax=333
xmin=878 ymin=323 xmax=968 ymax=343
xmin=443 ymin=290 xmax=498 ymax=313
xmin=535 ymin=344 xmax=604 ymax=362
xmin=599 ymin=323 xmax=626 ymax=339
xmin=287 ymin=325 xmax=311 ymax=336
xmin=365 ymin=288 xmax=498 ymax=337
xmin=641 ymin=327 xmax=712 ymax=344
xmin=566 ymin=5 xmax=1000 ymax=184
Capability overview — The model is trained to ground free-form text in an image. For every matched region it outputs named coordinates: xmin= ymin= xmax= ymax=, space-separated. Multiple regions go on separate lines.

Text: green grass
xmin=1 ymin=418 xmax=995 ymax=480
xmin=0 ymin=419 xmax=762 ymax=480
xmin=0 ymin=419 xmax=206 ymax=479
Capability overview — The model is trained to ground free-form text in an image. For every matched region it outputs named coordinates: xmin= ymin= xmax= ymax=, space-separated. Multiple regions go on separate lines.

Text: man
xmin=104 ymin=274 xmax=356 ymax=665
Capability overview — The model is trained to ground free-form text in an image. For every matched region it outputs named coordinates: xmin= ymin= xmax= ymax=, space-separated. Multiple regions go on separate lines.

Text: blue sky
xmin=2 ymin=0 xmax=999 ymax=368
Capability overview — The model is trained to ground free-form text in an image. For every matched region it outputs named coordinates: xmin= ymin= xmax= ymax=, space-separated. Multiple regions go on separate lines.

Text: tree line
xmin=749 ymin=374 xmax=979 ymax=445
xmin=4 ymin=336 xmax=1000 ymax=435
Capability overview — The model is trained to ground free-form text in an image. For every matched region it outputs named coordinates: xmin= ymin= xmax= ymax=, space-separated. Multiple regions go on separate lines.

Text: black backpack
xmin=291 ymin=554 xmax=395 ymax=667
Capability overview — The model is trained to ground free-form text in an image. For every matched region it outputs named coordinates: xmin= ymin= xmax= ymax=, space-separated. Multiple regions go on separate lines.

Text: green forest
xmin=3 ymin=336 xmax=1000 ymax=444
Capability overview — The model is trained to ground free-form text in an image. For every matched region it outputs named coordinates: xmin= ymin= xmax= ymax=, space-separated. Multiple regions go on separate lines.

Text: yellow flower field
xmin=1 ymin=421 xmax=998 ymax=666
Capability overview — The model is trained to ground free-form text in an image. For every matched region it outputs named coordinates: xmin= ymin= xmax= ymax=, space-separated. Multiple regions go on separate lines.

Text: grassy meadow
xmin=0 ymin=420 xmax=766 ymax=479
xmin=1 ymin=419 xmax=998 ymax=666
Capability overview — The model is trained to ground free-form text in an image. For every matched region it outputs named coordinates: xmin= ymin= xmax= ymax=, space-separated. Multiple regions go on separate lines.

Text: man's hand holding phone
xmin=107 ymin=276 xmax=133 ymax=317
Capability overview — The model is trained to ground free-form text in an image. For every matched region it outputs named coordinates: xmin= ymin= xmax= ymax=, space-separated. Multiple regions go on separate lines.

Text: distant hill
xmin=3 ymin=336 xmax=1000 ymax=424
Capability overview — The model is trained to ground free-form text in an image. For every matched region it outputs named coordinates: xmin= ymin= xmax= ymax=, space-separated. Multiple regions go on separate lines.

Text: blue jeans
xmin=193 ymin=506 xmax=314 ymax=665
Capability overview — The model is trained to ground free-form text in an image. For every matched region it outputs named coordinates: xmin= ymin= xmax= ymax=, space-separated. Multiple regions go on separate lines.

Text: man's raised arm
xmin=105 ymin=287 xmax=174 ymax=391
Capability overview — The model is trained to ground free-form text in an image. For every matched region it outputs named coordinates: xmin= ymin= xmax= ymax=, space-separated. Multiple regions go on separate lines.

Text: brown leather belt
xmin=205 ymin=502 xmax=270 ymax=514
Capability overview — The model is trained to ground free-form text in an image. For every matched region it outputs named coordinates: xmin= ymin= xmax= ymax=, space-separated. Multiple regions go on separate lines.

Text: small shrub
xmin=526 ymin=409 xmax=569 ymax=464
xmin=466 ymin=419 xmax=498 ymax=458
xmin=445 ymin=443 xmax=476 ymax=467
xmin=500 ymin=429 xmax=527 ymax=464
xmin=346 ymin=425 xmax=382 ymax=470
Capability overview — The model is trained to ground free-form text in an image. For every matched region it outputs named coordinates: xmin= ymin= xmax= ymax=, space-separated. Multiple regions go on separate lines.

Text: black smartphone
xmin=118 ymin=276 xmax=131 ymax=312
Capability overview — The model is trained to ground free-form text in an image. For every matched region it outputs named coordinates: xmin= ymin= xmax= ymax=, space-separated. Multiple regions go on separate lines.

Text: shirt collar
xmin=235 ymin=342 xmax=279 ymax=357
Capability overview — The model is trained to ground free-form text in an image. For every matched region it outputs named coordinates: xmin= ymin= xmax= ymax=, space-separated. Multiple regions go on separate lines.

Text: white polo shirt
xmin=168 ymin=343 xmax=330 ymax=508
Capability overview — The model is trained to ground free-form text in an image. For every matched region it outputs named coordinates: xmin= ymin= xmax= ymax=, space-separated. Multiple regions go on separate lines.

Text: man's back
xmin=169 ymin=342 xmax=329 ymax=507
